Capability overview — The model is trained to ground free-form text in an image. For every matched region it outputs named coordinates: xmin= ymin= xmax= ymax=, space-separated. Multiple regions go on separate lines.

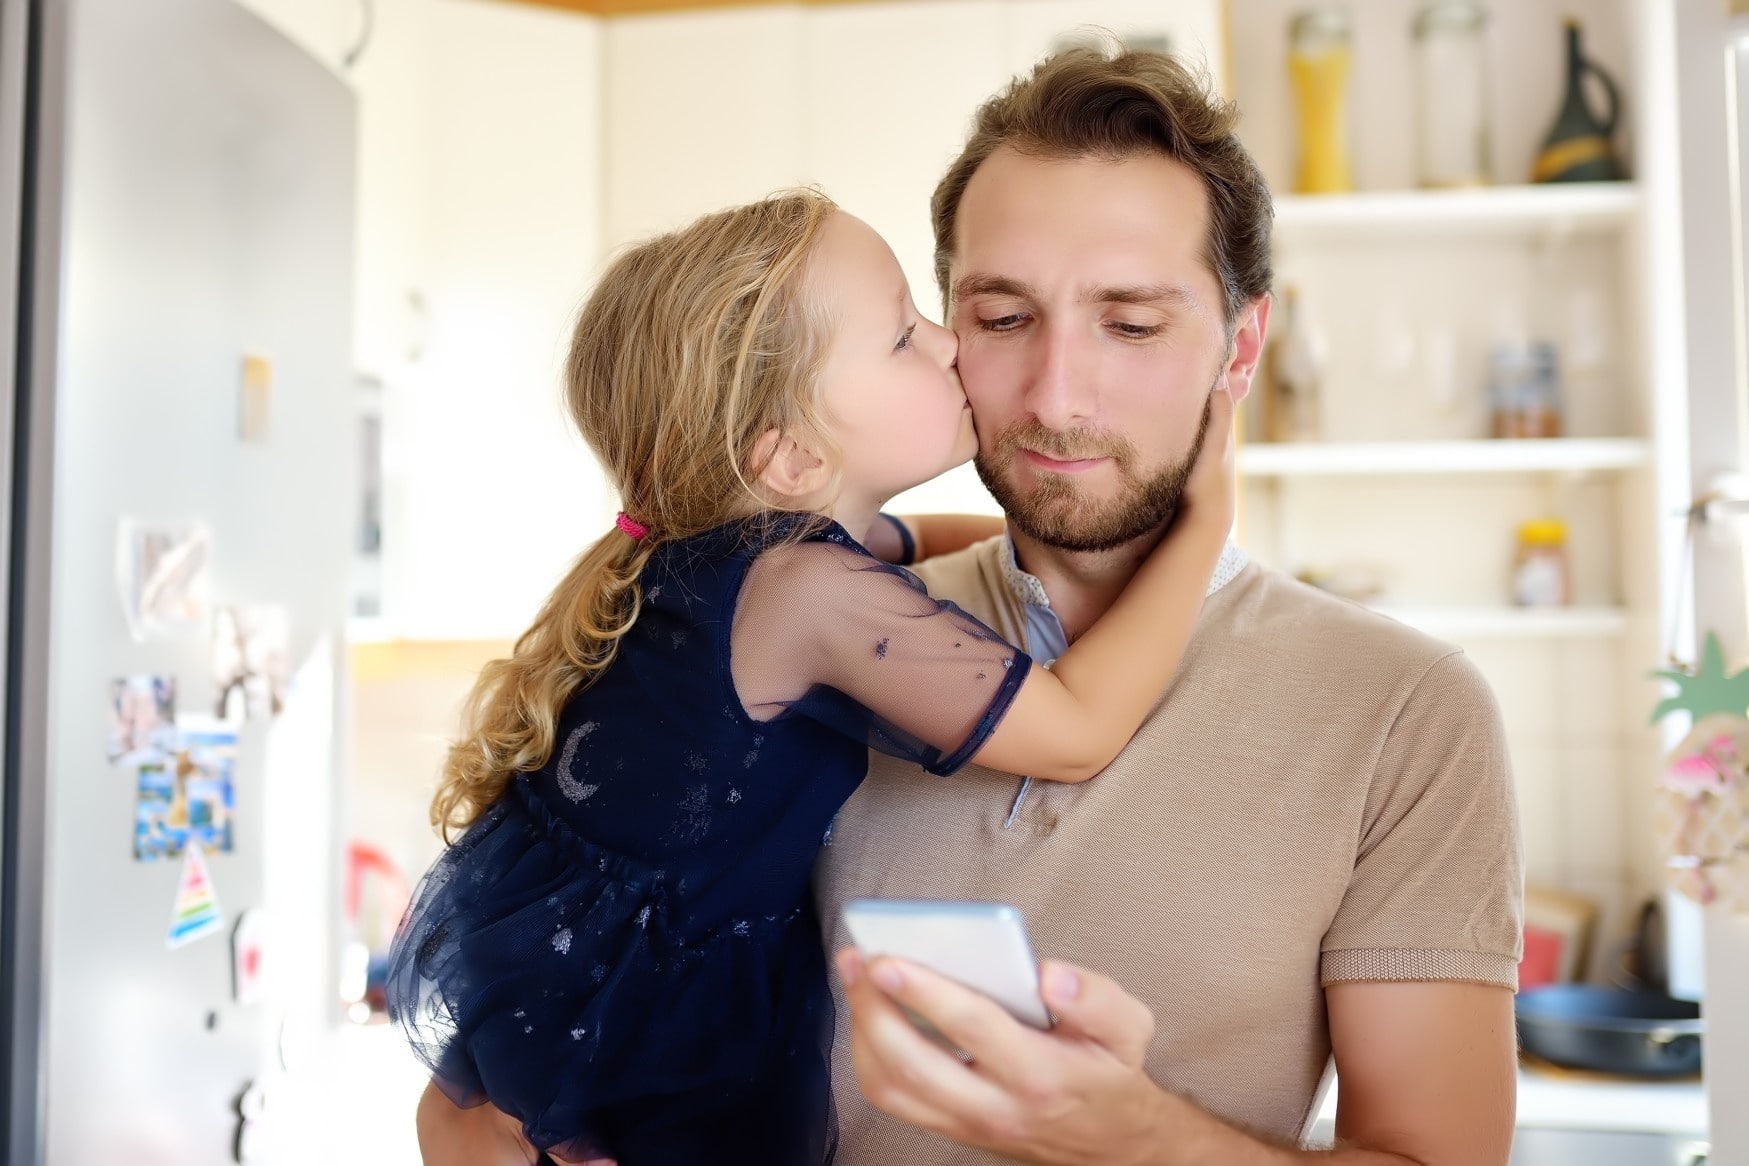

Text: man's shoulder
xmin=1215 ymin=560 xmax=1468 ymax=684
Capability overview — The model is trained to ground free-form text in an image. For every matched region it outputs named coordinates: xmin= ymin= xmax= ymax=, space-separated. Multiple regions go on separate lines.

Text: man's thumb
xmin=1039 ymin=960 xmax=1154 ymax=1067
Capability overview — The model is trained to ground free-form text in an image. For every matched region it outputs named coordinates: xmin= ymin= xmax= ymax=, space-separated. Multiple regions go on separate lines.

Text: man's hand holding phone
xmin=836 ymin=900 xmax=1169 ymax=1162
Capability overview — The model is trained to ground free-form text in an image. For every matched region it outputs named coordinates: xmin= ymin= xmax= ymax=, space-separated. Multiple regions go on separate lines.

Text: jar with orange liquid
xmin=1288 ymin=7 xmax=1355 ymax=194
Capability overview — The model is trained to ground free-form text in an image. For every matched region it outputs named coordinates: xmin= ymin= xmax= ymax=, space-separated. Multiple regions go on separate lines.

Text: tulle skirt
xmin=385 ymin=780 xmax=837 ymax=1164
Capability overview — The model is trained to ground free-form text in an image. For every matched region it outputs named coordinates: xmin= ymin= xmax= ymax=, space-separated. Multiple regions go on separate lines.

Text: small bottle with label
xmin=1488 ymin=340 xmax=1563 ymax=439
xmin=1512 ymin=519 xmax=1571 ymax=607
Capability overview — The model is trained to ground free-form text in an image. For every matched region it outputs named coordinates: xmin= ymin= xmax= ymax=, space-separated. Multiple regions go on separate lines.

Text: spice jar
xmin=1512 ymin=519 xmax=1571 ymax=607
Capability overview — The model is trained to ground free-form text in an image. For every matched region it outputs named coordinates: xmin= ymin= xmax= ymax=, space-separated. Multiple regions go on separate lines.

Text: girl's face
xmin=810 ymin=212 xmax=976 ymax=508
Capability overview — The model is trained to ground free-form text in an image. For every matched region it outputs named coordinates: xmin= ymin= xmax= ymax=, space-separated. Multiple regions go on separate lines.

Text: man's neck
xmin=1009 ymin=521 xmax=1171 ymax=645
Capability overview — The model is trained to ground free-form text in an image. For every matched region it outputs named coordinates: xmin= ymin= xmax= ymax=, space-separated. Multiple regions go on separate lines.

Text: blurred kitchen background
xmin=2 ymin=0 xmax=1748 ymax=1163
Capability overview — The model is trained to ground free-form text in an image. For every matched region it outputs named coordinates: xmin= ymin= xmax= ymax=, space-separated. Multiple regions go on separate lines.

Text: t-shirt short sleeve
xmin=731 ymin=539 xmax=1030 ymax=776
xmin=1320 ymin=650 xmax=1525 ymax=989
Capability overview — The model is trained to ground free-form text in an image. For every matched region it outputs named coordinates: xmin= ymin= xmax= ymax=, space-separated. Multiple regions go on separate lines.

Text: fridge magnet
xmin=133 ymin=717 xmax=237 ymax=861
xmin=167 ymin=842 xmax=225 ymax=949
xmin=1650 ymin=632 xmax=1749 ymax=912
xmin=106 ymin=674 xmax=176 ymax=762
xmin=116 ymin=518 xmax=212 ymax=641
xmin=232 ymin=908 xmax=268 ymax=1005
xmin=212 ymin=604 xmax=290 ymax=720
xmin=239 ymin=354 xmax=272 ymax=443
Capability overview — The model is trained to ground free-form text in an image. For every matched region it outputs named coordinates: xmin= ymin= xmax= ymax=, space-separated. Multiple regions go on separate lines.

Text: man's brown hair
xmin=931 ymin=43 xmax=1273 ymax=326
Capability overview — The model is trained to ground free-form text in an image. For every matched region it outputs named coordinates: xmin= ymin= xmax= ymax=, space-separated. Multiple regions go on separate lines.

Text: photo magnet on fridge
xmin=167 ymin=843 xmax=225 ymax=950
xmin=116 ymin=518 xmax=212 ymax=641
xmin=134 ymin=715 xmax=236 ymax=861
xmin=212 ymin=604 xmax=290 ymax=720
xmin=106 ymin=674 xmax=176 ymax=762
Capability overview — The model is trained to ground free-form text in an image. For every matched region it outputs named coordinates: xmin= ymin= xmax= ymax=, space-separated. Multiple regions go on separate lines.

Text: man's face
xmin=949 ymin=147 xmax=1261 ymax=552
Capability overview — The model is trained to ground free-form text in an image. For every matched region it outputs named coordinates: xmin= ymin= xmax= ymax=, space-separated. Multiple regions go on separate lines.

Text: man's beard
xmin=973 ymin=386 xmax=1214 ymax=554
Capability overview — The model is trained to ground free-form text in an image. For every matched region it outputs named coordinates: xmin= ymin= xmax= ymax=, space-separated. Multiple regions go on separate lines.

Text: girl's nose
xmin=921 ymin=318 xmax=957 ymax=368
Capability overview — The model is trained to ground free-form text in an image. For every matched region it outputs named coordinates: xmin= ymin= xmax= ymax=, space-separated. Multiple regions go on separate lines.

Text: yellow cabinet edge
xmin=350 ymin=640 xmax=512 ymax=684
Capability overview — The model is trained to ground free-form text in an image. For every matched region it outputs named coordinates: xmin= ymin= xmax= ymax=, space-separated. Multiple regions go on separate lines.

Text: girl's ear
xmin=749 ymin=427 xmax=831 ymax=502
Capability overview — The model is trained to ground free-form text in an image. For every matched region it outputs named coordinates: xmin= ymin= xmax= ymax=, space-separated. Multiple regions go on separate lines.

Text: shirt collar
xmin=998 ymin=532 xmax=1249 ymax=613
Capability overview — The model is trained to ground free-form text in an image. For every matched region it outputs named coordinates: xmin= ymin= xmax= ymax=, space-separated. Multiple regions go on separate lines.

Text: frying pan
xmin=1515 ymin=984 xmax=1702 ymax=1077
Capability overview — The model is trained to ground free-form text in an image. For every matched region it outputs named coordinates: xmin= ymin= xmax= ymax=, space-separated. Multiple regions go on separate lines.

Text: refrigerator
xmin=0 ymin=0 xmax=358 ymax=1161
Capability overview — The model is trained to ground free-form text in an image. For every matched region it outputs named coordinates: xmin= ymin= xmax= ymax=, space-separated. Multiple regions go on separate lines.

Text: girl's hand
xmin=1181 ymin=386 xmax=1236 ymax=535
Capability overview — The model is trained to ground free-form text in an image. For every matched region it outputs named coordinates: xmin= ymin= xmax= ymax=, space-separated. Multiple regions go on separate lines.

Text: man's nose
xmin=1024 ymin=323 xmax=1096 ymax=430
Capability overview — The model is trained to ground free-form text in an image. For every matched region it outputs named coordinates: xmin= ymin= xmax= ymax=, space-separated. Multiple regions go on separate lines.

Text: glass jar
xmin=1488 ymin=339 xmax=1563 ymax=439
xmin=1412 ymin=1 xmax=1492 ymax=188
xmin=1512 ymin=519 xmax=1571 ymax=607
xmin=1288 ymin=7 xmax=1355 ymax=194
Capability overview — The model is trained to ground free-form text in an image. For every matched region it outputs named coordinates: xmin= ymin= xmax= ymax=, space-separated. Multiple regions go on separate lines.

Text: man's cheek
xmin=957 ymin=352 xmax=1018 ymax=414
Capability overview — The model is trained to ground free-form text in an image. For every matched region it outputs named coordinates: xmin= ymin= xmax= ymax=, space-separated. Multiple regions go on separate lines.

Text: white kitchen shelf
xmin=1238 ymin=438 xmax=1651 ymax=477
xmin=1373 ymin=605 xmax=1631 ymax=639
xmin=1273 ymin=182 xmax=1640 ymax=236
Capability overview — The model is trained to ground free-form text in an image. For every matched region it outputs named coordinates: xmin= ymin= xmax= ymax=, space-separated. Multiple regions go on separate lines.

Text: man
xmin=417 ymin=44 xmax=1522 ymax=1166
xmin=817 ymin=45 xmax=1522 ymax=1166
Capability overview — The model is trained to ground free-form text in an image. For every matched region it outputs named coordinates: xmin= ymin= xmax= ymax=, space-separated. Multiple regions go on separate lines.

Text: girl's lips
xmin=1023 ymin=449 xmax=1105 ymax=473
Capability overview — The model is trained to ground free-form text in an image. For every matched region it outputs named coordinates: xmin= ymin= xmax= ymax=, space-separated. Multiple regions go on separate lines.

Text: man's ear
xmin=1220 ymin=294 xmax=1272 ymax=405
xmin=749 ymin=426 xmax=832 ymax=502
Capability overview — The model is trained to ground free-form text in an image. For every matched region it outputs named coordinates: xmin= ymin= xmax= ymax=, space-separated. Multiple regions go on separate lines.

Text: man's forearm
xmin=1145 ymin=1090 xmax=1421 ymax=1166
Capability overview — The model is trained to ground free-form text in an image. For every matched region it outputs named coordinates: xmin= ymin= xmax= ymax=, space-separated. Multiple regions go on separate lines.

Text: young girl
xmin=385 ymin=190 xmax=1234 ymax=1166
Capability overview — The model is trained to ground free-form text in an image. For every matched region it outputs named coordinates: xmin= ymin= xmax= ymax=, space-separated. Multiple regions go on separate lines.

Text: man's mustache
xmin=990 ymin=419 xmax=1138 ymax=471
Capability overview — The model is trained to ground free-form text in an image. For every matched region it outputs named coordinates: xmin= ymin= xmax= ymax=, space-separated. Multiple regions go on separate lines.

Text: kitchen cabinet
xmin=246 ymin=0 xmax=609 ymax=642
xmin=381 ymin=2 xmax=607 ymax=642
xmin=230 ymin=0 xmax=612 ymax=642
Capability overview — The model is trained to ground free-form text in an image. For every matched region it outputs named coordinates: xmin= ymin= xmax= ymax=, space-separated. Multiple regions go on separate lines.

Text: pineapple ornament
xmin=1651 ymin=632 xmax=1749 ymax=911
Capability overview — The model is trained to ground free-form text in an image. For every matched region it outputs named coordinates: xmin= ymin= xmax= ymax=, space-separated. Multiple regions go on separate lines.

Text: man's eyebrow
xmin=951 ymin=273 xmax=1196 ymax=310
xmin=952 ymin=273 xmax=1038 ymax=302
xmin=1087 ymin=283 xmax=1197 ymax=309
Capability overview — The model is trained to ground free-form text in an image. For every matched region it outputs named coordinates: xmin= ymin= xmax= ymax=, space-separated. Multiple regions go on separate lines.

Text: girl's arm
xmin=864 ymin=512 xmax=1005 ymax=565
xmin=968 ymin=390 xmax=1235 ymax=784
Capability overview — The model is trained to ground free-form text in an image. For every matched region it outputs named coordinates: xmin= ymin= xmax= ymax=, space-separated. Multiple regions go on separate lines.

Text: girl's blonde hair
xmin=431 ymin=190 xmax=842 ymax=837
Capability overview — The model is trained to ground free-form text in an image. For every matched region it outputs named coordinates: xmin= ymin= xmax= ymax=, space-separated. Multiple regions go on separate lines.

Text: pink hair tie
xmin=615 ymin=511 xmax=649 ymax=541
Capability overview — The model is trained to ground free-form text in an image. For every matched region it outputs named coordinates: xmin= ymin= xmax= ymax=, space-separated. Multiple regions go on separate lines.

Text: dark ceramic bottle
xmin=1532 ymin=20 xmax=1624 ymax=183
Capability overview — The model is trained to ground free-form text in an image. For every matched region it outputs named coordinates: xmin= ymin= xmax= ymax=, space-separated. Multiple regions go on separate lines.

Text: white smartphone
xmin=840 ymin=898 xmax=1052 ymax=1029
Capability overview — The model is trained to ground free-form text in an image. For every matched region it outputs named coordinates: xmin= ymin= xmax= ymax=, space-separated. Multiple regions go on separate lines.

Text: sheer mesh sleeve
xmin=731 ymin=539 xmax=1029 ymax=775
xmin=860 ymin=512 xmax=916 ymax=565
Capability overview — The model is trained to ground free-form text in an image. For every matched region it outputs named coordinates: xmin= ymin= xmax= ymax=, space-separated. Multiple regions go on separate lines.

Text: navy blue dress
xmin=386 ymin=516 xmax=1029 ymax=1164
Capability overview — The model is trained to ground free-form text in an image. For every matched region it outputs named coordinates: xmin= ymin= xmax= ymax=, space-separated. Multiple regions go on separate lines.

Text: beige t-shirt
xmin=815 ymin=538 xmax=1524 ymax=1162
